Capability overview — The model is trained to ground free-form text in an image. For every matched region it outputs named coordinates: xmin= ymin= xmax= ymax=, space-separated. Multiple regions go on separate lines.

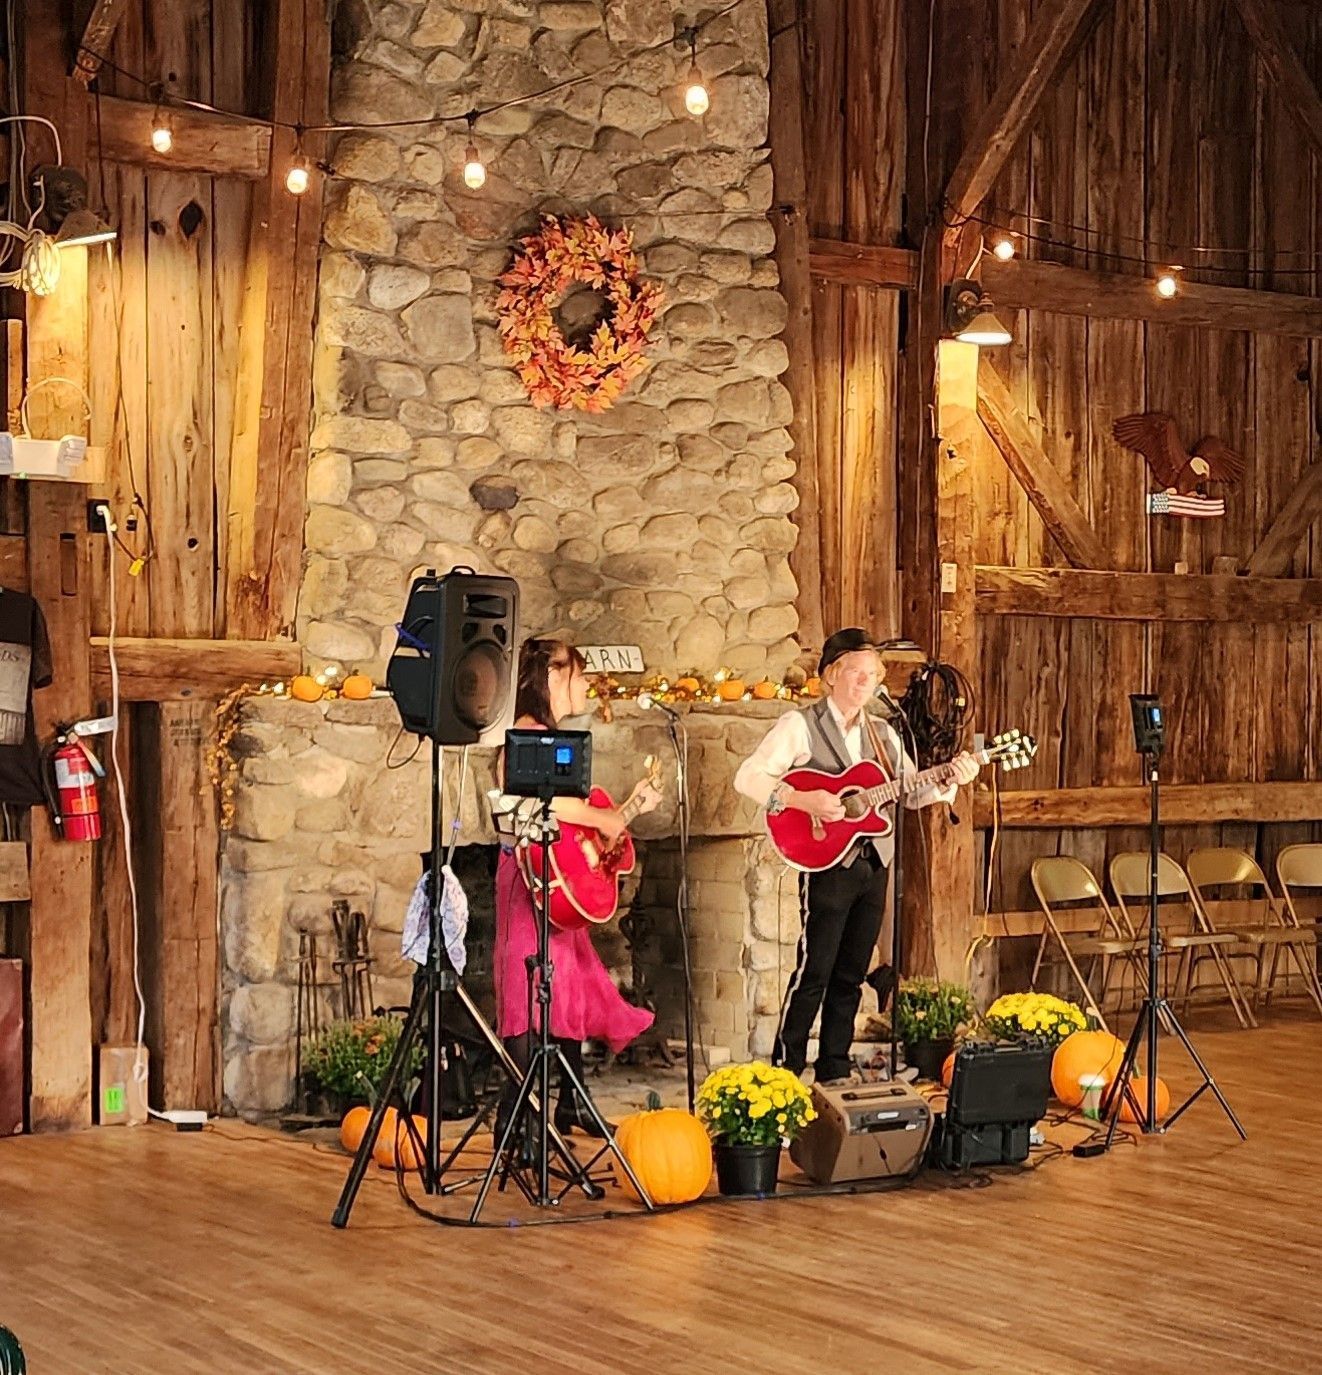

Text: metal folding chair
xmin=1276 ymin=845 xmax=1322 ymax=934
xmin=1109 ymin=852 xmax=1256 ymax=1030
xmin=1029 ymin=856 xmax=1147 ymax=1030
xmin=1187 ymin=847 xmax=1322 ymax=1019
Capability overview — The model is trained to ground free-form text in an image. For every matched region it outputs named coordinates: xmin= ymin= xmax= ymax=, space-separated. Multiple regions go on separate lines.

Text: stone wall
xmin=220 ymin=695 xmax=801 ymax=1115
xmin=304 ymin=0 xmax=799 ymax=680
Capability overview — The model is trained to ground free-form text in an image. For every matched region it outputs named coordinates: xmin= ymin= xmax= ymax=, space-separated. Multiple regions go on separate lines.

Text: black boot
xmin=554 ymin=1039 xmax=612 ymax=1138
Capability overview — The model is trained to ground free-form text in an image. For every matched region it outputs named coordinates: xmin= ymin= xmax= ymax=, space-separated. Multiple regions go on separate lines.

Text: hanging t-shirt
xmin=0 ymin=592 xmax=52 ymax=806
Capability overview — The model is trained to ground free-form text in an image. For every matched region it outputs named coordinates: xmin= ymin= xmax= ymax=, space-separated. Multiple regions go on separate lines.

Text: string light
xmin=1155 ymin=269 xmax=1180 ymax=299
xmin=150 ymin=107 xmax=172 ymax=154
xmin=285 ymin=143 xmax=310 ymax=196
xmin=992 ymin=235 xmax=1015 ymax=260
xmin=462 ymin=113 xmax=486 ymax=190
xmin=683 ymin=29 xmax=709 ymax=117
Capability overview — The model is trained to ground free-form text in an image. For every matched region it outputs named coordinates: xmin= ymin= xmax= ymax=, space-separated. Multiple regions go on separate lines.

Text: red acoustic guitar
xmin=766 ymin=731 xmax=1037 ymax=872
xmin=520 ymin=757 xmax=663 ymax=932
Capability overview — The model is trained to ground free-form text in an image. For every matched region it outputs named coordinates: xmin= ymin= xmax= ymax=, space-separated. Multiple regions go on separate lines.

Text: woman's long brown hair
xmin=514 ymin=637 xmax=585 ymax=728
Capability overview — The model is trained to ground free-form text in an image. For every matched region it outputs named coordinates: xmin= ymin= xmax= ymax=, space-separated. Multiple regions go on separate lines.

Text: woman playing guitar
xmin=491 ymin=637 xmax=661 ymax=1137
xmin=734 ymin=628 xmax=979 ymax=1085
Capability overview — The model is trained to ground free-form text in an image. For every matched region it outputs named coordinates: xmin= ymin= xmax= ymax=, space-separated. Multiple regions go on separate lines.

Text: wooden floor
xmin=4 ymin=1012 xmax=1322 ymax=1374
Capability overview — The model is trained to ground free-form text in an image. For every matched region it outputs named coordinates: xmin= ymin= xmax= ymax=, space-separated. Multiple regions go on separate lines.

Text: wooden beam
xmin=224 ymin=0 xmax=328 ymax=639
xmin=91 ymin=94 xmax=272 ymax=179
xmin=1229 ymin=0 xmax=1322 ymax=160
xmin=974 ymin=781 xmax=1322 ymax=829
xmin=90 ymin=636 xmax=301 ymax=700
xmin=1245 ymin=463 xmax=1322 ymax=576
xmin=808 ymin=238 xmax=918 ymax=290
xmin=139 ymin=702 xmax=220 ymax=1113
xmin=73 ymin=0 xmax=131 ymax=86
xmin=943 ymin=0 xmax=1112 ymax=228
xmin=982 ymin=257 xmax=1322 ymax=338
xmin=975 ymin=565 xmax=1322 ymax=623
xmin=976 ymin=358 xmax=1110 ymax=569
xmin=767 ymin=0 xmax=823 ymax=650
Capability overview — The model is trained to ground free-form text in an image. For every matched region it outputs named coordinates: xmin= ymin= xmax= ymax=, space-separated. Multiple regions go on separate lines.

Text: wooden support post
xmin=766 ymin=0 xmax=824 ymax=651
xmin=224 ymin=0 xmax=329 ymax=639
xmin=92 ymin=95 xmax=273 ymax=179
xmin=27 ymin=488 xmax=94 ymax=1130
xmin=138 ymin=702 xmax=220 ymax=1114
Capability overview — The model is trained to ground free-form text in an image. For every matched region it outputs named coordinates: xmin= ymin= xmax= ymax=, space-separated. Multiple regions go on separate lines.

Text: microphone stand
xmin=873 ymin=686 xmax=909 ymax=1080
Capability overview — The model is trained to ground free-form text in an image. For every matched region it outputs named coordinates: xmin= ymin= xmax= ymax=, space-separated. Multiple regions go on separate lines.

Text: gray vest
xmin=802 ymin=696 xmax=883 ymax=774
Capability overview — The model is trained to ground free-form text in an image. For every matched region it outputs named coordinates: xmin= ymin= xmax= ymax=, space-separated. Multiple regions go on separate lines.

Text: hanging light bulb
xmin=683 ymin=30 xmax=709 ymax=117
xmin=285 ymin=157 xmax=310 ymax=195
xmin=1155 ymin=269 xmax=1179 ymax=299
xmin=150 ymin=110 xmax=173 ymax=155
xmin=992 ymin=235 xmax=1016 ymax=261
xmin=462 ymin=113 xmax=486 ymax=189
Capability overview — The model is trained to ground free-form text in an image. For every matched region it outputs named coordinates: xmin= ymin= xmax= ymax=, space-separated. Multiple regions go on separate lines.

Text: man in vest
xmin=734 ymin=628 xmax=980 ymax=1083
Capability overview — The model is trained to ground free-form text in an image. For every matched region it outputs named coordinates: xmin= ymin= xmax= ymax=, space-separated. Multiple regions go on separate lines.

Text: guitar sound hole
xmin=840 ymin=791 xmax=869 ymax=820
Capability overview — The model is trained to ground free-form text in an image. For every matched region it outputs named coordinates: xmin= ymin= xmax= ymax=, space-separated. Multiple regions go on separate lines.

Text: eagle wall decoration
xmin=1112 ymin=412 xmax=1245 ymax=519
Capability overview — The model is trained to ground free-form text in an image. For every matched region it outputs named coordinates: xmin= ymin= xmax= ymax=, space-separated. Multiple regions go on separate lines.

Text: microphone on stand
xmin=873 ymin=680 xmax=905 ymax=719
xmin=637 ymin=691 xmax=681 ymax=720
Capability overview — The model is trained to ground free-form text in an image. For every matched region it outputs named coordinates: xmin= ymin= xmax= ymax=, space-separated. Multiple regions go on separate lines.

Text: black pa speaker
xmin=934 ymin=1038 xmax=1052 ymax=1169
xmin=386 ymin=567 xmax=519 ymax=745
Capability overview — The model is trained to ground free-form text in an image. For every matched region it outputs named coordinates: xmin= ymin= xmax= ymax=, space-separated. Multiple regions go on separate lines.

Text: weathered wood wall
xmin=776 ymin=0 xmax=1322 ymax=989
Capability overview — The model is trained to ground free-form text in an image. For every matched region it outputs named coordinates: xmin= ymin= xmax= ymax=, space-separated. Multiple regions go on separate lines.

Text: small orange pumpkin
xmin=613 ymin=1092 xmax=712 ymax=1204
xmin=290 ymin=674 xmax=323 ymax=703
xmin=339 ymin=1105 xmax=372 ymax=1153
xmin=371 ymin=1107 xmax=401 ymax=1167
xmin=1107 ymin=1075 xmax=1170 ymax=1124
xmin=1051 ymin=1029 xmax=1126 ymax=1108
xmin=675 ymin=676 xmax=701 ymax=695
xmin=752 ymin=679 xmax=779 ymax=700
xmin=802 ymin=675 xmax=822 ymax=698
xmin=717 ymin=678 xmax=747 ymax=702
xmin=340 ymin=673 xmax=373 ymax=700
xmin=941 ymin=1050 xmax=957 ymax=1089
xmin=391 ymin=1114 xmax=430 ymax=1171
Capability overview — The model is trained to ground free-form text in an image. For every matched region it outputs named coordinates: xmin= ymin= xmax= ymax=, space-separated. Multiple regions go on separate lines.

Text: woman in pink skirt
xmin=491 ymin=637 xmax=659 ymax=1136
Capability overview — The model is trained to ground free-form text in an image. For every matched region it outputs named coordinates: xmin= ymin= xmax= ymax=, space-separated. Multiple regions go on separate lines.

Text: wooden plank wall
xmin=786 ymin=0 xmax=1322 ymax=991
xmin=82 ymin=0 xmax=256 ymax=1091
xmin=799 ymin=1 xmax=904 ymax=637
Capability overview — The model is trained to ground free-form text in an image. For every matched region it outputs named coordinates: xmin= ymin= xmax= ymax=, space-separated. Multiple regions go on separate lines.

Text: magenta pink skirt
xmin=494 ymin=849 xmax=654 ymax=1053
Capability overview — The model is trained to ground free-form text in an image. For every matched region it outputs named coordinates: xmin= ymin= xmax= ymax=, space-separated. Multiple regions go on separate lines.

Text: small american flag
xmin=1147 ymin=491 xmax=1225 ymax=519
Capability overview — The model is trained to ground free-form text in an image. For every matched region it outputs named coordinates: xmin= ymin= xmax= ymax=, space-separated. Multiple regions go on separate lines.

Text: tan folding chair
xmin=1109 ymin=852 xmax=1256 ymax=1029
xmin=1187 ymin=847 xmax=1322 ymax=1019
xmin=1029 ymin=857 xmax=1147 ymax=1030
xmin=1276 ymin=845 xmax=1322 ymax=934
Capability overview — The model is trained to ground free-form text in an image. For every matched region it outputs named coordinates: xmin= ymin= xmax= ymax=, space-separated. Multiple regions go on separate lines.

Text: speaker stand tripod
xmin=467 ymin=793 xmax=655 ymax=1215
xmin=330 ymin=738 xmax=590 ymax=1227
xmin=1101 ymin=749 xmax=1245 ymax=1147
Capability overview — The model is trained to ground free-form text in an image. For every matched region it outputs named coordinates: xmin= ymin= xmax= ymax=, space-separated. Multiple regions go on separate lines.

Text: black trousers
xmin=773 ymin=850 xmax=889 ymax=1083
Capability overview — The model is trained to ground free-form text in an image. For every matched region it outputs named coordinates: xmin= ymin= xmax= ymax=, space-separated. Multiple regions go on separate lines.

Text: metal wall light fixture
xmin=944 ymin=277 xmax=1012 ymax=346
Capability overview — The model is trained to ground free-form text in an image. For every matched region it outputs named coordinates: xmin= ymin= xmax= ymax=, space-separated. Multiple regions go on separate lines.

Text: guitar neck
xmin=862 ymin=752 xmax=983 ymax=808
xmin=618 ymin=793 xmax=646 ymax=827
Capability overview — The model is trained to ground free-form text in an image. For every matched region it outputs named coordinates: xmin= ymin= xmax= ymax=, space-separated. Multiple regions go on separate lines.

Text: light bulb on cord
xmin=684 ymin=64 xmax=710 ymax=117
xmin=1155 ymin=269 xmax=1179 ymax=298
xmin=462 ymin=113 xmax=485 ymax=189
xmin=285 ymin=158 xmax=310 ymax=195
xmin=992 ymin=235 xmax=1015 ymax=260
xmin=151 ymin=119 xmax=173 ymax=154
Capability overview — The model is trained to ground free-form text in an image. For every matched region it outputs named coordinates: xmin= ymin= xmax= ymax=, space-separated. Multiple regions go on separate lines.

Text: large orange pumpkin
xmin=1107 ymin=1075 xmax=1170 ymax=1124
xmin=1051 ymin=1030 xmax=1126 ymax=1108
xmin=339 ymin=1105 xmax=372 ymax=1154
xmin=941 ymin=1050 xmax=957 ymax=1088
xmin=612 ymin=1092 xmax=712 ymax=1204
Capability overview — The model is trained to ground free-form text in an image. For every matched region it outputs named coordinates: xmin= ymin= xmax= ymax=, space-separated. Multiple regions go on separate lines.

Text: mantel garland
xmin=496 ymin=213 xmax=664 ymax=413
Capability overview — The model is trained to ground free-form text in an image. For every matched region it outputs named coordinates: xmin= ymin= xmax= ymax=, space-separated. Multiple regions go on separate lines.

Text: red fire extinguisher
xmin=51 ymin=735 xmax=102 ymax=842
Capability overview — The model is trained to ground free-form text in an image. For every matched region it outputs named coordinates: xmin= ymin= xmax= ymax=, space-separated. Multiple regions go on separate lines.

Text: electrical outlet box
xmin=87 ymin=500 xmax=112 ymax=534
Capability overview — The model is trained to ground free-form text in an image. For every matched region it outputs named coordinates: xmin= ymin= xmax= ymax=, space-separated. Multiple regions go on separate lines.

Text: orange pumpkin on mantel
xmin=675 ymin=676 xmax=701 ymax=695
xmin=290 ymin=674 xmax=323 ymax=703
xmin=341 ymin=674 xmax=374 ymax=700
xmin=752 ymin=679 xmax=779 ymax=700
xmin=613 ymin=1092 xmax=712 ymax=1204
xmin=717 ymin=678 xmax=747 ymax=702
xmin=801 ymin=676 xmax=822 ymax=698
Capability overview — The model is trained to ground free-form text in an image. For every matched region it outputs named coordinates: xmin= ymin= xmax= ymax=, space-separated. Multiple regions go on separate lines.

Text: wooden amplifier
xmin=789 ymin=1079 xmax=932 ymax=1184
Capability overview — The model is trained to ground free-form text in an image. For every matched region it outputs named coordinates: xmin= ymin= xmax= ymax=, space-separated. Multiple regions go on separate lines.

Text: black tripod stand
xmin=468 ymin=792 xmax=654 ymax=1214
xmin=330 ymin=739 xmax=588 ymax=1227
xmin=1102 ymin=715 xmax=1245 ymax=1147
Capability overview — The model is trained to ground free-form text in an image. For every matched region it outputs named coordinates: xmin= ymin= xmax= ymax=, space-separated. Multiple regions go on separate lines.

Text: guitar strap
xmin=863 ymin=712 xmax=898 ymax=780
